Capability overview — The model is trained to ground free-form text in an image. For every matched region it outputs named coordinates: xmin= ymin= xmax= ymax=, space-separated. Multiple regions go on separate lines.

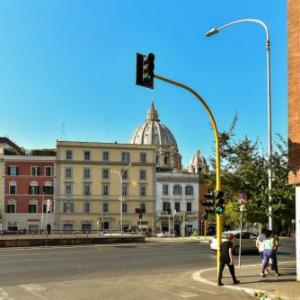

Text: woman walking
xmin=260 ymin=230 xmax=280 ymax=277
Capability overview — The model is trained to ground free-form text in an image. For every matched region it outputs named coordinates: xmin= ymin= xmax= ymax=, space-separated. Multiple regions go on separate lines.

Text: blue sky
xmin=0 ymin=0 xmax=286 ymax=166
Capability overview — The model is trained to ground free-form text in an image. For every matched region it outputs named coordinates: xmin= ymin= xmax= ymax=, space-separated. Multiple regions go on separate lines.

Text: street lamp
xmin=205 ymin=18 xmax=273 ymax=230
xmin=110 ymin=163 xmax=132 ymax=235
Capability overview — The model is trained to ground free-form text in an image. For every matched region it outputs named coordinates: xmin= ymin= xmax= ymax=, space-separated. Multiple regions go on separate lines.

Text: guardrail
xmin=0 ymin=230 xmax=145 ymax=240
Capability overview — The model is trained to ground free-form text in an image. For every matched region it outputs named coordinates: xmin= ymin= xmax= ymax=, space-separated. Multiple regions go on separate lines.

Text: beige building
xmin=55 ymin=141 xmax=156 ymax=233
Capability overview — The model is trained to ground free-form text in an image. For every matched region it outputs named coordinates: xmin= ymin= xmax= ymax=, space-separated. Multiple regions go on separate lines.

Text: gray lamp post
xmin=110 ymin=163 xmax=132 ymax=235
xmin=205 ymin=18 xmax=273 ymax=230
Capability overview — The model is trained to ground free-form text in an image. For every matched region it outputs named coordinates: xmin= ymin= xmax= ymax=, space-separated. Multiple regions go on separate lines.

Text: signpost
xmin=238 ymin=193 xmax=247 ymax=267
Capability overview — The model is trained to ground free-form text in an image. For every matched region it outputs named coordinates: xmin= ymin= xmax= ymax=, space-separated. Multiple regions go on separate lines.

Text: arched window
xmin=173 ymin=185 xmax=182 ymax=195
xmin=43 ymin=181 xmax=53 ymax=195
xmin=29 ymin=181 xmax=39 ymax=195
xmin=185 ymin=185 xmax=194 ymax=196
xmin=9 ymin=181 xmax=17 ymax=195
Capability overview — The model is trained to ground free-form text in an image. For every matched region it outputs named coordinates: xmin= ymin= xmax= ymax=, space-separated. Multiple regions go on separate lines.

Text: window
xmin=140 ymin=152 xmax=147 ymax=163
xmin=84 ymin=202 xmax=90 ymax=213
xmin=65 ymin=182 xmax=73 ymax=195
xmin=63 ymin=202 xmax=74 ymax=213
xmin=9 ymin=182 xmax=16 ymax=195
xmin=140 ymin=170 xmax=146 ymax=180
xmin=102 ymin=169 xmax=109 ymax=179
xmin=162 ymin=184 xmax=169 ymax=196
xmin=43 ymin=203 xmax=52 ymax=213
xmin=84 ymin=151 xmax=91 ymax=161
xmin=122 ymin=152 xmax=130 ymax=162
xmin=175 ymin=202 xmax=180 ymax=212
xmin=82 ymin=223 xmax=92 ymax=233
xmin=45 ymin=166 xmax=52 ymax=176
xmin=103 ymin=203 xmax=109 ymax=213
xmin=122 ymin=184 xmax=128 ymax=196
xmin=185 ymin=185 xmax=194 ymax=195
xmin=63 ymin=224 xmax=73 ymax=232
xmin=103 ymin=151 xmax=109 ymax=161
xmin=122 ymin=169 xmax=128 ymax=180
xmin=101 ymin=221 xmax=109 ymax=230
xmin=186 ymin=202 xmax=192 ymax=212
xmin=140 ymin=203 xmax=146 ymax=213
xmin=164 ymin=155 xmax=169 ymax=165
xmin=140 ymin=185 xmax=146 ymax=197
xmin=6 ymin=204 xmax=15 ymax=213
xmin=29 ymin=183 xmax=39 ymax=195
xmin=31 ymin=166 xmax=40 ymax=176
xmin=122 ymin=203 xmax=128 ymax=213
xmin=103 ymin=184 xmax=109 ymax=196
xmin=83 ymin=168 xmax=90 ymax=179
xmin=43 ymin=185 xmax=54 ymax=195
xmin=83 ymin=183 xmax=91 ymax=196
xmin=7 ymin=166 xmax=19 ymax=176
xmin=163 ymin=202 xmax=171 ymax=213
xmin=65 ymin=167 xmax=72 ymax=178
xmin=173 ymin=185 xmax=182 ymax=195
xmin=28 ymin=204 xmax=37 ymax=213
xmin=66 ymin=150 xmax=73 ymax=160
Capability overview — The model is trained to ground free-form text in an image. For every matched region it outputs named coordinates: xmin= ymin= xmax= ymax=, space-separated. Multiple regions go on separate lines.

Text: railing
xmin=0 ymin=229 xmax=145 ymax=240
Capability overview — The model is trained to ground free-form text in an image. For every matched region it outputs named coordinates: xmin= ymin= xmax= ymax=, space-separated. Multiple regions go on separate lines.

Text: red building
xmin=1 ymin=141 xmax=56 ymax=232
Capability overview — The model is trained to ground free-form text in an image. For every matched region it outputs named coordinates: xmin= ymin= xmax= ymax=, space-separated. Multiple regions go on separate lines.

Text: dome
xmin=130 ymin=102 xmax=178 ymax=150
xmin=188 ymin=150 xmax=208 ymax=174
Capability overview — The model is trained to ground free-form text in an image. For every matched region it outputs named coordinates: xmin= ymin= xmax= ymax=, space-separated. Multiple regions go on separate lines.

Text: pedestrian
xmin=256 ymin=228 xmax=270 ymax=274
xmin=218 ymin=233 xmax=240 ymax=286
xmin=270 ymin=231 xmax=281 ymax=276
xmin=260 ymin=230 xmax=281 ymax=277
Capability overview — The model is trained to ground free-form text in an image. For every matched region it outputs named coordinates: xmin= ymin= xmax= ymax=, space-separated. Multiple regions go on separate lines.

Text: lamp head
xmin=205 ymin=27 xmax=219 ymax=37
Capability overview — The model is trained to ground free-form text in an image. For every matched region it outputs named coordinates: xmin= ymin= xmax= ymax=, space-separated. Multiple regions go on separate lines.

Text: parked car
xmin=209 ymin=231 xmax=258 ymax=255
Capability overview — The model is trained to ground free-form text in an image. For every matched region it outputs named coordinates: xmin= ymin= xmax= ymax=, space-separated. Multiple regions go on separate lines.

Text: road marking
xmin=20 ymin=284 xmax=47 ymax=300
xmin=0 ymin=287 xmax=14 ymax=300
xmin=178 ymin=292 xmax=198 ymax=298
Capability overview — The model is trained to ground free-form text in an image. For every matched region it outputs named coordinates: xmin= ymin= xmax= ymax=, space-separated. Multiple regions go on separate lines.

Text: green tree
xmin=208 ymin=118 xmax=294 ymax=230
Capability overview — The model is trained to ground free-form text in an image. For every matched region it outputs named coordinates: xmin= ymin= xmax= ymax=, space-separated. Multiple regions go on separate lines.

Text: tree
xmin=208 ymin=117 xmax=294 ymax=230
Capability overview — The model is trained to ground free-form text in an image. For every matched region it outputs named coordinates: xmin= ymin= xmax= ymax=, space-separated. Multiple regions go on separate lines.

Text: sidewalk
xmin=195 ymin=260 xmax=298 ymax=299
xmin=146 ymin=236 xmax=212 ymax=243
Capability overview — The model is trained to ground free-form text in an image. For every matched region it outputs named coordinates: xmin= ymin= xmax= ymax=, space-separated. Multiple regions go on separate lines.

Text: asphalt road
xmin=0 ymin=238 xmax=295 ymax=300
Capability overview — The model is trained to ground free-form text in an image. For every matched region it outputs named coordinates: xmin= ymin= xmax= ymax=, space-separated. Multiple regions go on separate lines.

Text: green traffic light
xmin=216 ymin=207 xmax=224 ymax=214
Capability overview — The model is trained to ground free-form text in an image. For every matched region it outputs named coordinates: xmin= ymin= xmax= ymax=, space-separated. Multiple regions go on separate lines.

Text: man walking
xmin=218 ymin=233 xmax=240 ymax=286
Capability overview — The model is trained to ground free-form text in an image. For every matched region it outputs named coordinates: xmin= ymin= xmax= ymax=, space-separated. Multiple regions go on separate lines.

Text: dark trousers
xmin=218 ymin=260 xmax=237 ymax=284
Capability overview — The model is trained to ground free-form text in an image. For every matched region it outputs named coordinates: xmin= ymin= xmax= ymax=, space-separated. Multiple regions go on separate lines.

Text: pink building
xmin=1 ymin=139 xmax=56 ymax=232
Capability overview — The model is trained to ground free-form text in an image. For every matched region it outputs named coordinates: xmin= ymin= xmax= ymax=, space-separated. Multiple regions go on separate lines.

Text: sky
xmin=0 ymin=0 xmax=286 ymax=166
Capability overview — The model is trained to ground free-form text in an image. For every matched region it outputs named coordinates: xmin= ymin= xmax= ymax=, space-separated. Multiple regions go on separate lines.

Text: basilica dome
xmin=130 ymin=102 xmax=178 ymax=150
xmin=130 ymin=102 xmax=181 ymax=171
xmin=188 ymin=150 xmax=208 ymax=175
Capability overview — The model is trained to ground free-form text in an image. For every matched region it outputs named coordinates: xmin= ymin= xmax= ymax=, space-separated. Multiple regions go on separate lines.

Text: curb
xmin=192 ymin=261 xmax=294 ymax=300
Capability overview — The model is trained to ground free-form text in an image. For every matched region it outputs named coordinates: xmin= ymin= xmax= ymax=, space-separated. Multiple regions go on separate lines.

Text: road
xmin=0 ymin=238 xmax=295 ymax=299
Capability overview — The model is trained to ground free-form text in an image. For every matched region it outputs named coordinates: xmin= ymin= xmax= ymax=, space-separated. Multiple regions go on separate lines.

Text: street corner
xmin=193 ymin=261 xmax=297 ymax=300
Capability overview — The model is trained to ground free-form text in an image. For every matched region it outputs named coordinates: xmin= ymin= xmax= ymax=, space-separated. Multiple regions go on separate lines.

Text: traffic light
xmin=203 ymin=191 xmax=215 ymax=214
xmin=215 ymin=190 xmax=225 ymax=215
xmin=136 ymin=52 xmax=155 ymax=89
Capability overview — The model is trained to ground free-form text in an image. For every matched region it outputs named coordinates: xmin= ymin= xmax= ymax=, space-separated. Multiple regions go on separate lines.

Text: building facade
xmin=55 ymin=141 xmax=156 ymax=233
xmin=288 ymin=0 xmax=300 ymax=281
xmin=2 ymin=154 xmax=55 ymax=232
xmin=156 ymin=172 xmax=199 ymax=236
xmin=130 ymin=103 xmax=208 ymax=236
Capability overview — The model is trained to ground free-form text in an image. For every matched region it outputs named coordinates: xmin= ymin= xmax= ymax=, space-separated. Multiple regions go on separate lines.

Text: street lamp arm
xmin=216 ymin=19 xmax=270 ymax=42
xmin=205 ymin=17 xmax=273 ymax=230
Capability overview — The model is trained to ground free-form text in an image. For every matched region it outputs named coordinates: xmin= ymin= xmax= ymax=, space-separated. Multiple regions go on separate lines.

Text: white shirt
xmin=256 ymin=234 xmax=265 ymax=252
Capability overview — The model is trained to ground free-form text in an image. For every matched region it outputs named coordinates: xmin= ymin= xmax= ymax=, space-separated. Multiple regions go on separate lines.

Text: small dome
xmin=130 ymin=102 xmax=178 ymax=149
xmin=188 ymin=150 xmax=208 ymax=174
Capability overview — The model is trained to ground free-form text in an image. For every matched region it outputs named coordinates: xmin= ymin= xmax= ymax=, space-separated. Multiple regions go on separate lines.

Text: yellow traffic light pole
xmin=154 ymin=74 xmax=222 ymax=275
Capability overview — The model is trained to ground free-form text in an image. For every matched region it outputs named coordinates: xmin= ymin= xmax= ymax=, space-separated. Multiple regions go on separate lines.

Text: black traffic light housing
xmin=215 ymin=190 xmax=225 ymax=215
xmin=203 ymin=190 xmax=215 ymax=214
xmin=136 ymin=53 xmax=155 ymax=89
